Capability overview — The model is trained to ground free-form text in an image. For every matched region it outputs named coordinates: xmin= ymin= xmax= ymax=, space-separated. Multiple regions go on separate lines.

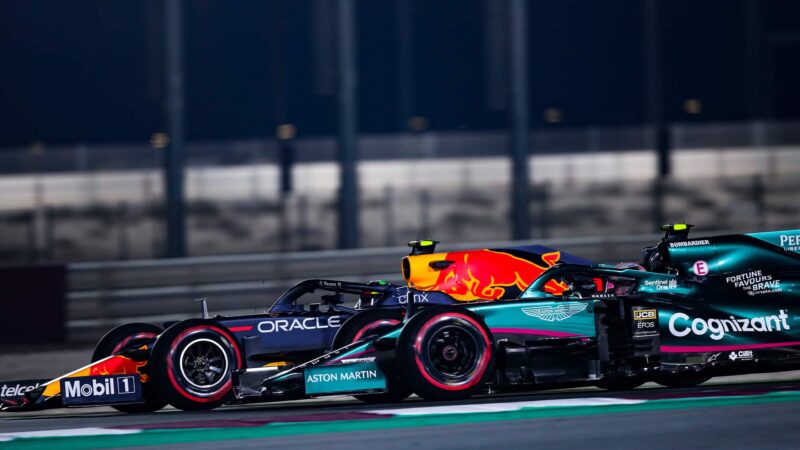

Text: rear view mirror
xmin=321 ymin=293 xmax=343 ymax=306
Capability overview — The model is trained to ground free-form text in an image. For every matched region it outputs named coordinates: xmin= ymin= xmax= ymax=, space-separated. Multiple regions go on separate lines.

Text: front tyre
xmin=91 ymin=323 xmax=166 ymax=413
xmin=149 ymin=319 xmax=243 ymax=411
xmin=397 ymin=307 xmax=494 ymax=401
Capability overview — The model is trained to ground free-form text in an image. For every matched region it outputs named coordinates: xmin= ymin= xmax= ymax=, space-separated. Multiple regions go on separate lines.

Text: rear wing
xmin=748 ymin=229 xmax=800 ymax=255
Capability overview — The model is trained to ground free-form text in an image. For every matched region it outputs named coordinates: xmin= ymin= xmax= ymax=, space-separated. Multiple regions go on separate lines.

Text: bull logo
xmin=406 ymin=249 xmax=567 ymax=301
xmin=522 ymin=302 xmax=587 ymax=322
xmin=90 ymin=356 xmax=149 ymax=381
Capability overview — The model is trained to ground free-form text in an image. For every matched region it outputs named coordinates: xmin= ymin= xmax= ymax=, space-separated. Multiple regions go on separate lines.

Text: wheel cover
xmin=178 ymin=338 xmax=229 ymax=389
xmin=413 ymin=313 xmax=491 ymax=391
xmin=165 ymin=325 xmax=242 ymax=404
xmin=424 ymin=325 xmax=479 ymax=380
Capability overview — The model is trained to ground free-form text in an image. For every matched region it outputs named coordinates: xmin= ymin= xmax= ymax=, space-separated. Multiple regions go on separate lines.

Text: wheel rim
xmin=178 ymin=338 xmax=229 ymax=390
xmin=422 ymin=324 xmax=480 ymax=384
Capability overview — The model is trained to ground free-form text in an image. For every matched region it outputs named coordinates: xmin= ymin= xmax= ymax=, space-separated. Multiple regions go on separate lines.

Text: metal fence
xmin=1 ymin=121 xmax=799 ymax=264
xmin=4 ymin=120 xmax=800 ymax=174
xmin=1 ymin=153 xmax=798 ymax=264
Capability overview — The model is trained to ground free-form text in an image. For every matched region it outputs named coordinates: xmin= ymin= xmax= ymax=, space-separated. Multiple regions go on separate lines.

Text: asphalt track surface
xmin=2 ymin=375 xmax=800 ymax=450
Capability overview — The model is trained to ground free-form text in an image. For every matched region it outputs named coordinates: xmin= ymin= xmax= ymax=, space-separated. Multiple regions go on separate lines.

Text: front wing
xmin=1 ymin=354 xmax=149 ymax=412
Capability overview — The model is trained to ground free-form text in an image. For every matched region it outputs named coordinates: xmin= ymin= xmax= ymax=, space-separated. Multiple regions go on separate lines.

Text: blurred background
xmin=1 ymin=0 xmax=800 ymax=342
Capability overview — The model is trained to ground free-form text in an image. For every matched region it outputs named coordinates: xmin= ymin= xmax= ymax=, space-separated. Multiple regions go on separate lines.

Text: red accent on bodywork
xmin=227 ymin=326 xmax=253 ymax=333
xmin=89 ymin=355 xmax=146 ymax=376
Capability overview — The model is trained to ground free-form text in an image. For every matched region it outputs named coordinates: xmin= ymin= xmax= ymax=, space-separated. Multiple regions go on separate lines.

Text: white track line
xmin=369 ymin=397 xmax=645 ymax=416
xmin=0 ymin=427 xmax=140 ymax=442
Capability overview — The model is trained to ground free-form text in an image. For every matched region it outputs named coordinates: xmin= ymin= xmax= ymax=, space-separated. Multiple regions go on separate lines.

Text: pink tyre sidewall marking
xmin=413 ymin=313 xmax=491 ymax=392
xmin=166 ymin=325 xmax=242 ymax=403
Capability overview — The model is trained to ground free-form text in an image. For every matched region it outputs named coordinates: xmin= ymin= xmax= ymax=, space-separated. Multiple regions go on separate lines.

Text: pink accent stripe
xmin=491 ymin=327 xmax=582 ymax=337
xmin=660 ymin=341 xmax=800 ymax=353
xmin=227 ymin=326 xmax=253 ymax=332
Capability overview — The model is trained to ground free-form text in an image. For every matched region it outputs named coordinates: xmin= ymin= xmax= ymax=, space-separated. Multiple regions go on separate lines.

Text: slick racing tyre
xmin=149 ymin=319 xmax=243 ymax=411
xmin=333 ymin=309 xmax=410 ymax=403
xmin=92 ymin=323 xmax=167 ymax=413
xmin=397 ymin=306 xmax=494 ymax=401
xmin=653 ymin=374 xmax=711 ymax=388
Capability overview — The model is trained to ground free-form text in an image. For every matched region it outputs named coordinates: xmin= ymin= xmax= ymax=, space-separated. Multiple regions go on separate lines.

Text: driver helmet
xmin=568 ymin=274 xmax=601 ymax=297
xmin=360 ymin=280 xmax=389 ymax=305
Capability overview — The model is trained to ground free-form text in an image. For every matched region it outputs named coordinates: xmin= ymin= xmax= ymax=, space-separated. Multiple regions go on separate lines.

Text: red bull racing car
xmin=1 ymin=241 xmax=588 ymax=412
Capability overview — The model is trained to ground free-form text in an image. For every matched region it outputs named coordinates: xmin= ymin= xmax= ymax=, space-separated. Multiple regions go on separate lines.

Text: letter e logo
xmin=693 ymin=260 xmax=709 ymax=276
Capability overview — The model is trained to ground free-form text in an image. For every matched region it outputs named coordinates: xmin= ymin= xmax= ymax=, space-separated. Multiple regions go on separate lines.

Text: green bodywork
xmin=469 ymin=301 xmax=596 ymax=338
xmin=749 ymin=230 xmax=800 ymax=255
xmin=304 ymin=362 xmax=386 ymax=394
xmin=277 ymin=228 xmax=800 ymax=396
xmin=651 ymin=231 xmax=800 ymax=351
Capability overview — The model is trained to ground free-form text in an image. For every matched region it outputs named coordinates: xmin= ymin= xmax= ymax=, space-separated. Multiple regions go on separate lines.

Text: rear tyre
xmin=397 ymin=306 xmax=494 ymax=401
xmin=333 ymin=309 xmax=410 ymax=403
xmin=653 ymin=375 xmax=711 ymax=388
xmin=149 ymin=319 xmax=243 ymax=411
xmin=91 ymin=323 xmax=166 ymax=413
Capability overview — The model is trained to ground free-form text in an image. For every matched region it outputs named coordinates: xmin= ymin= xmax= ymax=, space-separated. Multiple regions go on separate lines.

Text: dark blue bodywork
xmin=217 ymin=280 xmax=458 ymax=368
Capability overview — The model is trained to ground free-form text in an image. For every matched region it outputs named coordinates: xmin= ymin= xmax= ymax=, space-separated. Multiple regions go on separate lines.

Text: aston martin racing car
xmin=1 ymin=241 xmax=588 ymax=412
xmin=233 ymin=225 xmax=800 ymax=402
